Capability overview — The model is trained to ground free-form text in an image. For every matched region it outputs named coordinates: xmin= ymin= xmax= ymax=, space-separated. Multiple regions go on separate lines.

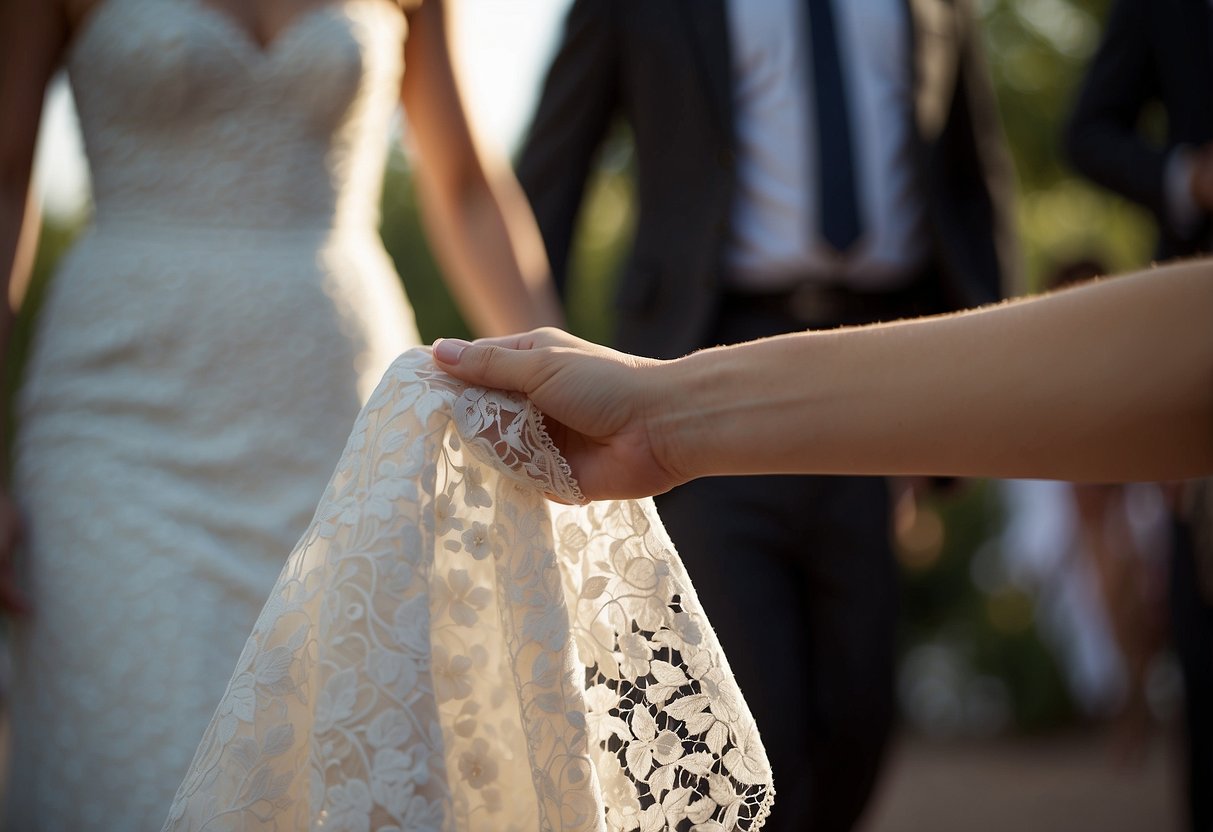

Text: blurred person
xmin=1067 ymin=6 xmax=1213 ymax=821
xmin=1050 ymin=260 xmax=1169 ymax=762
xmin=1065 ymin=0 xmax=1213 ymax=261
xmin=0 ymin=0 xmax=560 ymax=826
xmin=1070 ymin=482 xmax=1170 ymax=757
xmin=515 ymin=1 xmax=1017 ymax=828
xmin=1171 ymin=472 xmax=1213 ymax=832
xmin=1001 ymin=478 xmax=1170 ymax=753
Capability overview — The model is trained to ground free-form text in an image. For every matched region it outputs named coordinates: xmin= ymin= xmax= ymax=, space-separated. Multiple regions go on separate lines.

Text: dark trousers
xmin=654 ymin=294 xmax=899 ymax=832
xmin=1171 ymin=517 xmax=1213 ymax=832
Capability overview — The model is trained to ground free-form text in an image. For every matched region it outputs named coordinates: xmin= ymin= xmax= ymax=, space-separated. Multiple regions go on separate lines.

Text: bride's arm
xmin=0 ymin=0 xmax=70 ymax=612
xmin=399 ymin=0 xmax=563 ymax=337
xmin=0 ymin=0 xmax=66 ymax=361
xmin=435 ymin=260 xmax=1213 ymax=498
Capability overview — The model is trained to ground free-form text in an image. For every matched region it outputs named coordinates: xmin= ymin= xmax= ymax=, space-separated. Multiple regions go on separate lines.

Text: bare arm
xmin=665 ymin=260 xmax=1213 ymax=484
xmin=434 ymin=260 xmax=1213 ymax=499
xmin=1 ymin=0 xmax=67 ymax=362
xmin=0 ymin=0 xmax=69 ymax=611
xmin=400 ymin=0 xmax=563 ymax=336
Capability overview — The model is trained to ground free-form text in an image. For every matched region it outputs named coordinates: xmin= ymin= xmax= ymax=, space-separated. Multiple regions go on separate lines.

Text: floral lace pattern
xmin=164 ymin=349 xmax=773 ymax=831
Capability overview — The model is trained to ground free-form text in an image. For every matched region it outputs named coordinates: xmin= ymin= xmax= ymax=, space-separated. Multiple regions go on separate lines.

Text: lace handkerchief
xmin=163 ymin=348 xmax=774 ymax=831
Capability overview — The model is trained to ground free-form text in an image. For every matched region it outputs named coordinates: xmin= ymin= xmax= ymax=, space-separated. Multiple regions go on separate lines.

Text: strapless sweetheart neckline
xmin=68 ymin=0 xmax=398 ymax=67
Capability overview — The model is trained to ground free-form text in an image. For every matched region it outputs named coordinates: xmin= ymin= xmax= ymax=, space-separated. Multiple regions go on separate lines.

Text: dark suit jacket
xmin=518 ymin=0 xmax=1018 ymax=359
xmin=1065 ymin=0 xmax=1213 ymax=260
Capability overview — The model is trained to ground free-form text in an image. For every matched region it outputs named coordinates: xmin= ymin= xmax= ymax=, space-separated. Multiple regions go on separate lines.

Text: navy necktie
xmin=806 ymin=0 xmax=862 ymax=253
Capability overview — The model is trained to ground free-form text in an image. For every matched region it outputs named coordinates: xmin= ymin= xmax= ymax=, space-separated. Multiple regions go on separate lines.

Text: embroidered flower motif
xmin=322 ymin=780 xmax=373 ymax=832
xmin=722 ymin=720 xmax=770 ymax=786
xmin=370 ymin=747 xmax=427 ymax=815
xmin=599 ymin=753 xmax=642 ymax=831
xmin=625 ymin=704 xmax=682 ymax=780
xmin=584 ymin=684 xmax=631 ymax=743
xmin=462 ymin=465 xmax=492 ymax=508
xmin=617 ymin=632 xmax=653 ymax=678
xmin=460 ymin=521 xmax=494 ymax=560
xmin=432 ymin=568 xmax=492 ymax=627
xmin=219 ymin=672 xmax=256 ymax=725
xmin=432 ymin=493 xmax=463 ymax=536
xmin=457 ymin=738 xmax=499 ymax=789
xmin=431 ymin=646 xmax=474 ymax=702
xmin=456 ymin=388 xmax=504 ymax=436
xmin=315 ymin=668 xmax=359 ymax=734
xmin=707 ymin=772 xmax=746 ymax=830
xmin=391 ymin=595 xmax=432 ymax=655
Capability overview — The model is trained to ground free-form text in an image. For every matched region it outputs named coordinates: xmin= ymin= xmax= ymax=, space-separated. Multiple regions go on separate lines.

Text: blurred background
xmin=16 ymin=0 xmax=1184 ymax=829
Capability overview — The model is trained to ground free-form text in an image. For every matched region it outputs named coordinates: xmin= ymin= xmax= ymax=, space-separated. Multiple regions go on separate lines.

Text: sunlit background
xmin=15 ymin=0 xmax=1187 ymax=830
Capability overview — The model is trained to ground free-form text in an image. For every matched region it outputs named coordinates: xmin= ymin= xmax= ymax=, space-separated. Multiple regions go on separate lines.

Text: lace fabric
xmin=164 ymin=349 xmax=774 ymax=831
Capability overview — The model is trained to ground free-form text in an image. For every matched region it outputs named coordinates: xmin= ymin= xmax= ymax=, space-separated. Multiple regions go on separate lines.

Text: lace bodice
xmin=67 ymin=0 xmax=405 ymax=231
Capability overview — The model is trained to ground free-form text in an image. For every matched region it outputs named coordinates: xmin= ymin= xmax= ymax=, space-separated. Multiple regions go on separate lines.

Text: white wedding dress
xmin=162 ymin=349 xmax=774 ymax=831
xmin=6 ymin=1 xmax=416 ymax=827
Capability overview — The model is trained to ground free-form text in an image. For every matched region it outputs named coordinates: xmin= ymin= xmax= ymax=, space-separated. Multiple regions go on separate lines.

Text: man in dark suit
xmin=1065 ymin=0 xmax=1213 ymax=261
xmin=518 ymin=2 xmax=1017 ymax=829
xmin=1066 ymin=3 xmax=1213 ymax=829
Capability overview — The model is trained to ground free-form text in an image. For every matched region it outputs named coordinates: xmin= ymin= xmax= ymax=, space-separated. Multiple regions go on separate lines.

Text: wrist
xmin=646 ymin=347 xmax=736 ymax=484
xmin=644 ymin=356 xmax=700 ymax=486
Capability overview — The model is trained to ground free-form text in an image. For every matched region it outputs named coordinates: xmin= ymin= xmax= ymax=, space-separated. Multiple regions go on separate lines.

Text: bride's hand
xmin=0 ymin=490 xmax=28 ymax=616
xmin=433 ymin=329 xmax=685 ymax=501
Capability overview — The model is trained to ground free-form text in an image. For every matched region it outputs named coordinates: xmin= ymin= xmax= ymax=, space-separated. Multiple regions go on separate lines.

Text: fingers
xmin=433 ymin=337 xmax=549 ymax=394
xmin=433 ymin=327 xmax=592 ymax=391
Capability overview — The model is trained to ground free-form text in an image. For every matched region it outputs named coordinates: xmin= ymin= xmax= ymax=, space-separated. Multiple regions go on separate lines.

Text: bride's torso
xmin=65 ymin=0 xmax=407 ymax=232
xmin=16 ymin=0 xmax=422 ymax=576
xmin=21 ymin=0 xmax=419 ymax=427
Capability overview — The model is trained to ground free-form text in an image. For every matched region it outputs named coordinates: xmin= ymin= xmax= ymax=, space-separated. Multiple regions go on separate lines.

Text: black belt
xmin=721 ymin=275 xmax=934 ymax=327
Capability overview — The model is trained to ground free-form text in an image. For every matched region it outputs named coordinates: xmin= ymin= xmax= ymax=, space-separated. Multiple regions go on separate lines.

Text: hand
xmin=0 ymin=489 xmax=28 ymax=616
xmin=433 ymin=328 xmax=685 ymax=501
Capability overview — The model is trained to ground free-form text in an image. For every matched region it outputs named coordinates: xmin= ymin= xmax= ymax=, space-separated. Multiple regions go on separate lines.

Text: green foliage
xmin=980 ymin=0 xmax=1156 ymax=284
xmin=900 ymin=483 xmax=1077 ymax=734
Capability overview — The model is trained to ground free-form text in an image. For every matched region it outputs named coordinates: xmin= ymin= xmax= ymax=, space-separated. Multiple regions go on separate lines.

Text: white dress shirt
xmin=724 ymin=0 xmax=929 ymax=291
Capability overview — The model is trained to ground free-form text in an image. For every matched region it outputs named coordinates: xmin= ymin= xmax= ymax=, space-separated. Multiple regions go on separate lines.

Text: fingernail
xmin=433 ymin=338 xmax=470 ymax=365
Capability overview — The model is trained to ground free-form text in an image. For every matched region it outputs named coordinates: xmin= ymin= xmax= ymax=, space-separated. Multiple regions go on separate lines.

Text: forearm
xmin=414 ymin=163 xmax=563 ymax=338
xmin=662 ymin=262 xmax=1213 ymax=483
xmin=0 ymin=180 xmax=35 ymax=344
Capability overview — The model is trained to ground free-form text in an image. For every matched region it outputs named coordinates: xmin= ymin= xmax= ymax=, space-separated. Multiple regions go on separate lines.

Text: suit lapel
xmin=676 ymin=0 xmax=735 ymax=146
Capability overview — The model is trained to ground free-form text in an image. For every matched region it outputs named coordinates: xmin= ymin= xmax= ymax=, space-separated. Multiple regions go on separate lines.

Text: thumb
xmin=433 ymin=337 xmax=539 ymax=394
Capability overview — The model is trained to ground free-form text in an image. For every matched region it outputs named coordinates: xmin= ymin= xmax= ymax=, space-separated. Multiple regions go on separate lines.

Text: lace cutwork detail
xmin=164 ymin=349 xmax=773 ymax=831
xmin=453 ymin=386 xmax=587 ymax=506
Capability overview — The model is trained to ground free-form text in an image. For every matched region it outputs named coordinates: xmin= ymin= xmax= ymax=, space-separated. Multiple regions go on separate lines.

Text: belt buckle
xmin=787 ymin=283 xmax=842 ymax=325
